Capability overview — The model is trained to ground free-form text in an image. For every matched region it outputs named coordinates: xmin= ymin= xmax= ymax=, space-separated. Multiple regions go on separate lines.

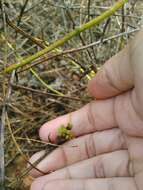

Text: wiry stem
xmin=0 ymin=1 xmax=7 ymax=189
xmin=4 ymin=0 xmax=128 ymax=73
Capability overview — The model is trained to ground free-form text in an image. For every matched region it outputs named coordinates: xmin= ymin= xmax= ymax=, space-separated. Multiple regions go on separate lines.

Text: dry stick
xmin=4 ymin=2 xmax=41 ymax=184
xmin=19 ymin=28 xmax=139 ymax=72
xmin=45 ymin=1 xmax=141 ymax=19
xmin=6 ymin=16 xmax=45 ymax=48
xmin=6 ymin=112 xmax=45 ymax=175
xmin=6 ymin=113 xmax=64 ymax=187
xmin=6 ymin=19 xmax=84 ymax=105
xmin=12 ymin=84 xmax=82 ymax=101
xmin=121 ymin=5 xmax=125 ymax=33
xmin=100 ymin=17 xmax=111 ymax=42
xmin=6 ymin=17 xmax=87 ymax=77
xmin=4 ymin=0 xmax=128 ymax=73
xmin=0 ymin=1 xmax=7 ymax=189
xmin=23 ymin=0 xmax=45 ymax=14
xmin=7 ymin=16 xmax=87 ymax=77
xmin=87 ymin=0 xmax=91 ymax=21
xmin=118 ymin=5 xmax=126 ymax=50
xmin=87 ymin=0 xmax=97 ymax=67
xmin=65 ymin=7 xmax=96 ymax=72
xmin=0 ymin=113 xmax=5 ymax=190
xmin=15 ymin=0 xmax=30 ymax=40
xmin=7 ymin=17 xmax=65 ymax=96
xmin=30 ymin=68 xmax=64 ymax=96
xmin=17 ymin=0 xmax=29 ymax=27
xmin=5 ymin=10 xmax=52 ymax=189
xmin=1 ymin=70 xmax=16 ymax=190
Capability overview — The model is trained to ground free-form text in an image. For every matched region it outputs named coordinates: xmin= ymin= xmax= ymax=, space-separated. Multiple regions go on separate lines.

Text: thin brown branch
xmin=11 ymin=84 xmax=82 ymax=101
xmin=18 ymin=28 xmax=139 ymax=72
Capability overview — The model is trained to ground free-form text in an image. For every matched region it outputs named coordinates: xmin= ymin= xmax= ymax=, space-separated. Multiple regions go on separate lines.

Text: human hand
xmin=29 ymin=29 xmax=143 ymax=190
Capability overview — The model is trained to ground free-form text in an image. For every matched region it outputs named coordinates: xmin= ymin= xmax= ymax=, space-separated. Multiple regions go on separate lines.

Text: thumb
xmin=88 ymin=42 xmax=133 ymax=99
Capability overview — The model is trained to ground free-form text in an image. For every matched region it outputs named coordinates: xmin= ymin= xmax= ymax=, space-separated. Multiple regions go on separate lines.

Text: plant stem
xmin=4 ymin=0 xmax=128 ymax=73
xmin=30 ymin=68 xmax=64 ymax=96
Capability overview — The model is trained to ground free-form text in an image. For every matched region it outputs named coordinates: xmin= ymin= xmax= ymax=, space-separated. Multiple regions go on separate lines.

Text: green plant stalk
xmin=30 ymin=68 xmax=64 ymax=96
xmin=4 ymin=0 xmax=128 ymax=73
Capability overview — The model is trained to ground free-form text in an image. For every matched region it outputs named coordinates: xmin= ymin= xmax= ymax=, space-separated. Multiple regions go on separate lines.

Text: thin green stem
xmin=30 ymin=68 xmax=64 ymax=96
xmin=4 ymin=0 xmax=128 ymax=73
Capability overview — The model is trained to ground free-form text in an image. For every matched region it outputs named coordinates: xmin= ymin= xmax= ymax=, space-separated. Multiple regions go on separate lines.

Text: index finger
xmin=39 ymin=98 xmax=117 ymax=142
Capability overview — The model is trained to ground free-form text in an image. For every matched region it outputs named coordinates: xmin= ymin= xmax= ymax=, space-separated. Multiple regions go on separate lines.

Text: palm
xmin=30 ymin=31 xmax=143 ymax=190
xmin=114 ymin=89 xmax=143 ymax=190
xmin=125 ymin=132 xmax=143 ymax=190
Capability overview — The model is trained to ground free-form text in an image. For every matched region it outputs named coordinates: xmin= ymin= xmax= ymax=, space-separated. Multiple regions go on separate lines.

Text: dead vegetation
xmin=0 ymin=0 xmax=143 ymax=189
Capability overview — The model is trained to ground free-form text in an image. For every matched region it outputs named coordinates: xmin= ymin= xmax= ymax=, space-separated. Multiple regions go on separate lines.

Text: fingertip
xmin=28 ymin=150 xmax=45 ymax=177
xmin=87 ymin=77 xmax=99 ymax=98
xmin=39 ymin=120 xmax=60 ymax=142
xmin=87 ymin=71 xmax=108 ymax=99
xmin=39 ymin=115 xmax=69 ymax=142
xmin=87 ymin=68 xmax=120 ymax=99
xmin=39 ymin=122 xmax=55 ymax=142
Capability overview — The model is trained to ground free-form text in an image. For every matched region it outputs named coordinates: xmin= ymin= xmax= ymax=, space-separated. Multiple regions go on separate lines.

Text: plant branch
xmin=18 ymin=28 xmax=139 ymax=73
xmin=4 ymin=0 xmax=128 ymax=73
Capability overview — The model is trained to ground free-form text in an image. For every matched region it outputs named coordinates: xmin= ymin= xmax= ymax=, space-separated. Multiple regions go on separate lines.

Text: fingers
xmin=30 ymin=128 xmax=126 ymax=177
xmin=30 ymin=150 xmax=133 ymax=190
xmin=130 ymin=29 xmax=143 ymax=117
xmin=87 ymin=29 xmax=143 ymax=117
xmin=88 ymin=45 xmax=133 ymax=99
xmin=114 ymin=91 xmax=143 ymax=137
xmin=31 ymin=178 xmax=136 ymax=190
xmin=39 ymin=98 xmax=117 ymax=142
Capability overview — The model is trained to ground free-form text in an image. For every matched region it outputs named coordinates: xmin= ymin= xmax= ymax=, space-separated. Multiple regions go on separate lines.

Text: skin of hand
xmin=29 ymin=29 xmax=143 ymax=190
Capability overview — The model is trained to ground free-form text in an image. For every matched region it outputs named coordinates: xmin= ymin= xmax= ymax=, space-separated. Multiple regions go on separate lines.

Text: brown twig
xmin=18 ymin=28 xmax=139 ymax=72
xmin=12 ymin=84 xmax=82 ymax=101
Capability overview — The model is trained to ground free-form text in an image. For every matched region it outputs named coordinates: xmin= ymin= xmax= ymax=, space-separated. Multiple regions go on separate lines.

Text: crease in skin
xmin=114 ymin=92 xmax=143 ymax=190
xmin=103 ymin=56 xmax=133 ymax=95
xmin=84 ymin=133 xmax=97 ymax=158
xmin=108 ymin=178 xmax=115 ymax=190
xmin=127 ymin=136 xmax=143 ymax=176
xmin=129 ymin=30 xmax=143 ymax=118
xmin=29 ymin=128 xmax=127 ymax=178
xmin=114 ymin=91 xmax=143 ymax=137
xmin=103 ymin=65 xmax=122 ymax=93
xmin=64 ymin=166 xmax=72 ymax=179
xmin=121 ymin=136 xmax=134 ymax=178
xmin=130 ymin=90 xmax=143 ymax=121
xmin=111 ymin=97 xmax=117 ymax=131
xmin=84 ymin=134 xmax=91 ymax=159
xmin=87 ymin=68 xmax=121 ymax=99
xmin=87 ymin=102 xmax=97 ymax=132
xmin=39 ymin=178 xmax=137 ymax=190
xmin=134 ymin=176 xmax=141 ymax=190
xmin=40 ymin=96 xmax=119 ymax=144
xmin=135 ymin=172 xmax=143 ymax=190
xmin=88 ymin=44 xmax=134 ymax=100
xmin=60 ymin=146 xmax=69 ymax=169
xmin=33 ymin=150 xmax=131 ymax=183
xmin=92 ymin=157 xmax=106 ymax=178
